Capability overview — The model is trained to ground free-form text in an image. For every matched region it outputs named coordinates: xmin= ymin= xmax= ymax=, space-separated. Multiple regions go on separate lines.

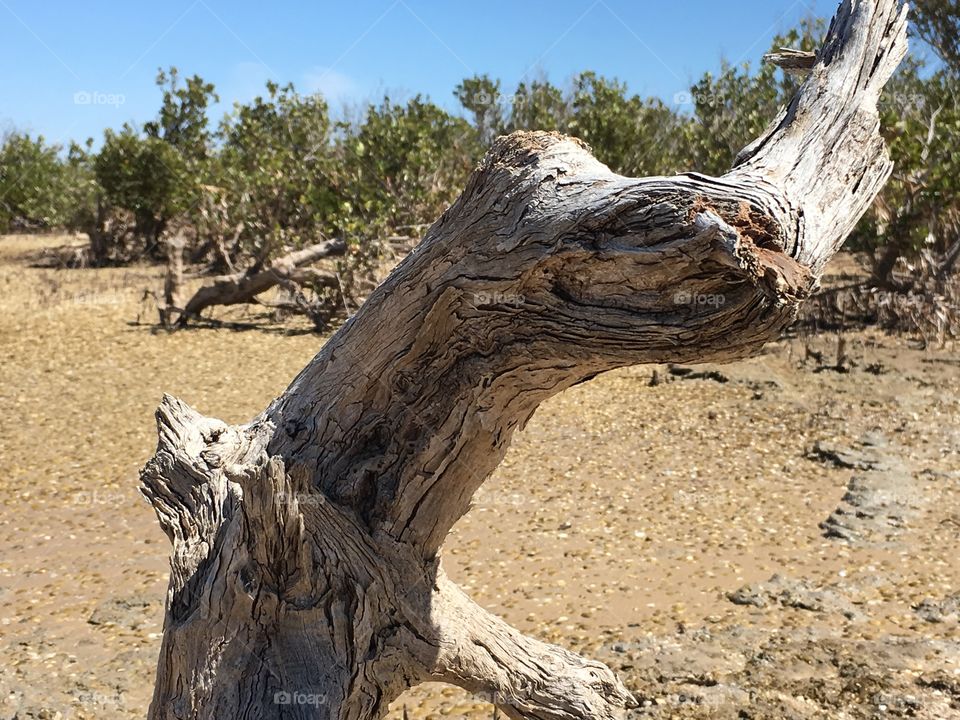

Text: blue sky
xmin=1 ymin=0 xmax=845 ymax=147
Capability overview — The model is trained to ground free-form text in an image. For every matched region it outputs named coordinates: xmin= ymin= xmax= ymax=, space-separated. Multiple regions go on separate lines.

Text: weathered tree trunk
xmin=141 ymin=2 xmax=908 ymax=718
xmin=160 ymin=234 xmax=186 ymax=328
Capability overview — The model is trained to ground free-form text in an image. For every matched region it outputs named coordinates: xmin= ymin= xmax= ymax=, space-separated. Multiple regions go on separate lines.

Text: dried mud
xmin=0 ymin=235 xmax=957 ymax=719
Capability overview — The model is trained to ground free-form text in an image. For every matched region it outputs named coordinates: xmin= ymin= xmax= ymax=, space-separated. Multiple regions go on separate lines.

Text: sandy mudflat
xmin=0 ymin=234 xmax=958 ymax=719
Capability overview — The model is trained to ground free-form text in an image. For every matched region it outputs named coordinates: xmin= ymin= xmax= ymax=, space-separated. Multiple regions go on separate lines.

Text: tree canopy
xmin=0 ymin=8 xmax=955 ymax=291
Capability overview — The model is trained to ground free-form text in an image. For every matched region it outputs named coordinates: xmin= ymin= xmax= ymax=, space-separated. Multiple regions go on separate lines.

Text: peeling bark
xmin=141 ymin=2 xmax=909 ymax=718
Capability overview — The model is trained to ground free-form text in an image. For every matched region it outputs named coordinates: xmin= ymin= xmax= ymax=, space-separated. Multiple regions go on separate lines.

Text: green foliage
xmin=454 ymin=74 xmax=503 ymax=146
xmin=912 ymin=0 xmax=960 ymax=70
xmin=146 ymin=67 xmax=219 ymax=160
xmin=683 ymin=20 xmax=824 ymax=175
xmin=340 ymin=95 xmax=476 ymax=241
xmin=90 ymin=67 xmax=218 ymax=254
xmin=217 ymin=81 xmax=337 ymax=260
xmin=505 ymin=78 xmax=568 ymax=133
xmin=455 ymin=71 xmax=691 ymax=176
xmin=208 ymin=88 xmax=477 ymax=279
xmin=95 ymin=126 xmax=190 ymax=242
xmin=846 ymin=0 xmax=960 ymax=266
xmin=60 ymin=139 xmax=99 ymax=232
xmin=849 ymin=57 xmax=960 ymax=260
xmin=567 ymin=72 xmax=692 ymax=176
xmin=5 ymin=13 xmax=955 ymax=296
xmin=0 ymin=132 xmax=72 ymax=232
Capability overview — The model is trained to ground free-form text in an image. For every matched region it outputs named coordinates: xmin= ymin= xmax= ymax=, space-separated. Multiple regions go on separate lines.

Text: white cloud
xmin=301 ymin=66 xmax=360 ymax=102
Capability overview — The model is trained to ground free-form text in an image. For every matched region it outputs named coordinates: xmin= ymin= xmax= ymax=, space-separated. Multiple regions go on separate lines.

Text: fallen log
xmin=176 ymin=238 xmax=346 ymax=325
xmin=141 ymin=1 xmax=909 ymax=718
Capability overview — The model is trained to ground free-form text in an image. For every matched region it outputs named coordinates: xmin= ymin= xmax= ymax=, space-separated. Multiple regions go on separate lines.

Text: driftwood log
xmin=141 ymin=1 xmax=909 ymax=717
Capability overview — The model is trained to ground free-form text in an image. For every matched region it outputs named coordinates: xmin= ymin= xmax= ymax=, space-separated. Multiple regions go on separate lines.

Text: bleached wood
xmin=141 ymin=2 xmax=909 ymax=718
